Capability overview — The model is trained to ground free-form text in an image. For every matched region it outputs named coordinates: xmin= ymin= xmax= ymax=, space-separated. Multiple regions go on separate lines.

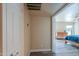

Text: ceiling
xmin=55 ymin=4 xmax=79 ymax=22
xmin=28 ymin=3 xmax=66 ymax=16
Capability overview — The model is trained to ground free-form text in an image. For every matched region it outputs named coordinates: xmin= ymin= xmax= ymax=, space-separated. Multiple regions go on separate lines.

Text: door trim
xmin=2 ymin=3 xmax=7 ymax=56
xmin=51 ymin=3 xmax=73 ymax=53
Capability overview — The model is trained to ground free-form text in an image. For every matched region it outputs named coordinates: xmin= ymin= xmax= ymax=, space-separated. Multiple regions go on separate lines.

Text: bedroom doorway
xmin=52 ymin=18 xmax=79 ymax=56
xmin=51 ymin=3 xmax=79 ymax=56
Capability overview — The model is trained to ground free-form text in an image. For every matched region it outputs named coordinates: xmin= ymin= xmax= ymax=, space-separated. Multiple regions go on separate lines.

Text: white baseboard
xmin=27 ymin=49 xmax=51 ymax=56
xmin=30 ymin=49 xmax=51 ymax=52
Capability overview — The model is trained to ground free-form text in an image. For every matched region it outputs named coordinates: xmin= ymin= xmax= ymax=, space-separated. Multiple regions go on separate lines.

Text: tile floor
xmin=30 ymin=40 xmax=79 ymax=56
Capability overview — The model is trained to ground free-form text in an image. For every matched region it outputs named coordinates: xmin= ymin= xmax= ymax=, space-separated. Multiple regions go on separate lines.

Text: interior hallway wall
xmin=24 ymin=5 xmax=31 ymax=55
xmin=31 ymin=16 xmax=51 ymax=50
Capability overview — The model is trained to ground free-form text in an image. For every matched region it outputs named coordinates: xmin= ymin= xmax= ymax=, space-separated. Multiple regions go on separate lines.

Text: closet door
xmin=3 ymin=3 xmax=24 ymax=56
xmin=13 ymin=4 xmax=24 ymax=56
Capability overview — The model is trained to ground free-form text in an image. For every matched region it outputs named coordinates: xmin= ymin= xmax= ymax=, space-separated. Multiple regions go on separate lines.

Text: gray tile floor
xmin=30 ymin=40 xmax=79 ymax=56
xmin=55 ymin=40 xmax=79 ymax=56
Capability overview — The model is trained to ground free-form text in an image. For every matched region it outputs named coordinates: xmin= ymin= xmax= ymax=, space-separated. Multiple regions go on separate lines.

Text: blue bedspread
xmin=65 ymin=35 xmax=79 ymax=43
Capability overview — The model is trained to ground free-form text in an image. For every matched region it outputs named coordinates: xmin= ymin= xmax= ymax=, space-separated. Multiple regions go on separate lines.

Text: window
xmin=64 ymin=25 xmax=73 ymax=35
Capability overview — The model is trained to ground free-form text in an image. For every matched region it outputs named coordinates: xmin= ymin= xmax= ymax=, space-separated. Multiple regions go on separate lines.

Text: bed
xmin=65 ymin=35 xmax=79 ymax=47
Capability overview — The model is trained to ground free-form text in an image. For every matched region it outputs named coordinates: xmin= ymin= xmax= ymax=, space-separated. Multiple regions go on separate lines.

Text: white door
xmin=13 ymin=4 xmax=21 ymax=56
xmin=6 ymin=4 xmax=14 ymax=56
xmin=3 ymin=3 xmax=24 ymax=56
xmin=13 ymin=4 xmax=24 ymax=56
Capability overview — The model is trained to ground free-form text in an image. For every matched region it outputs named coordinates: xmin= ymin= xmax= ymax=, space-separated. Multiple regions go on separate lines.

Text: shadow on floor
xmin=30 ymin=51 xmax=55 ymax=56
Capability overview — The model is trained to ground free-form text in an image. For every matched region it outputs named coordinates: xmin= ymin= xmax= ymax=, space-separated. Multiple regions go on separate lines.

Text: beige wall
xmin=0 ymin=4 xmax=2 ymax=55
xmin=31 ymin=16 xmax=51 ymax=50
xmin=24 ymin=5 xmax=31 ymax=55
xmin=56 ymin=22 xmax=73 ymax=32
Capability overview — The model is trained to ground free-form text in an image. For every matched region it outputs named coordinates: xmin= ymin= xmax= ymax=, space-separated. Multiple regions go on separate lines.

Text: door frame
xmin=2 ymin=3 xmax=7 ymax=56
xmin=51 ymin=3 xmax=72 ymax=53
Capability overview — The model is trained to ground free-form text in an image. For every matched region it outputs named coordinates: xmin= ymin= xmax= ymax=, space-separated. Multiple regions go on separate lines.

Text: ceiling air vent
xmin=27 ymin=3 xmax=41 ymax=10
